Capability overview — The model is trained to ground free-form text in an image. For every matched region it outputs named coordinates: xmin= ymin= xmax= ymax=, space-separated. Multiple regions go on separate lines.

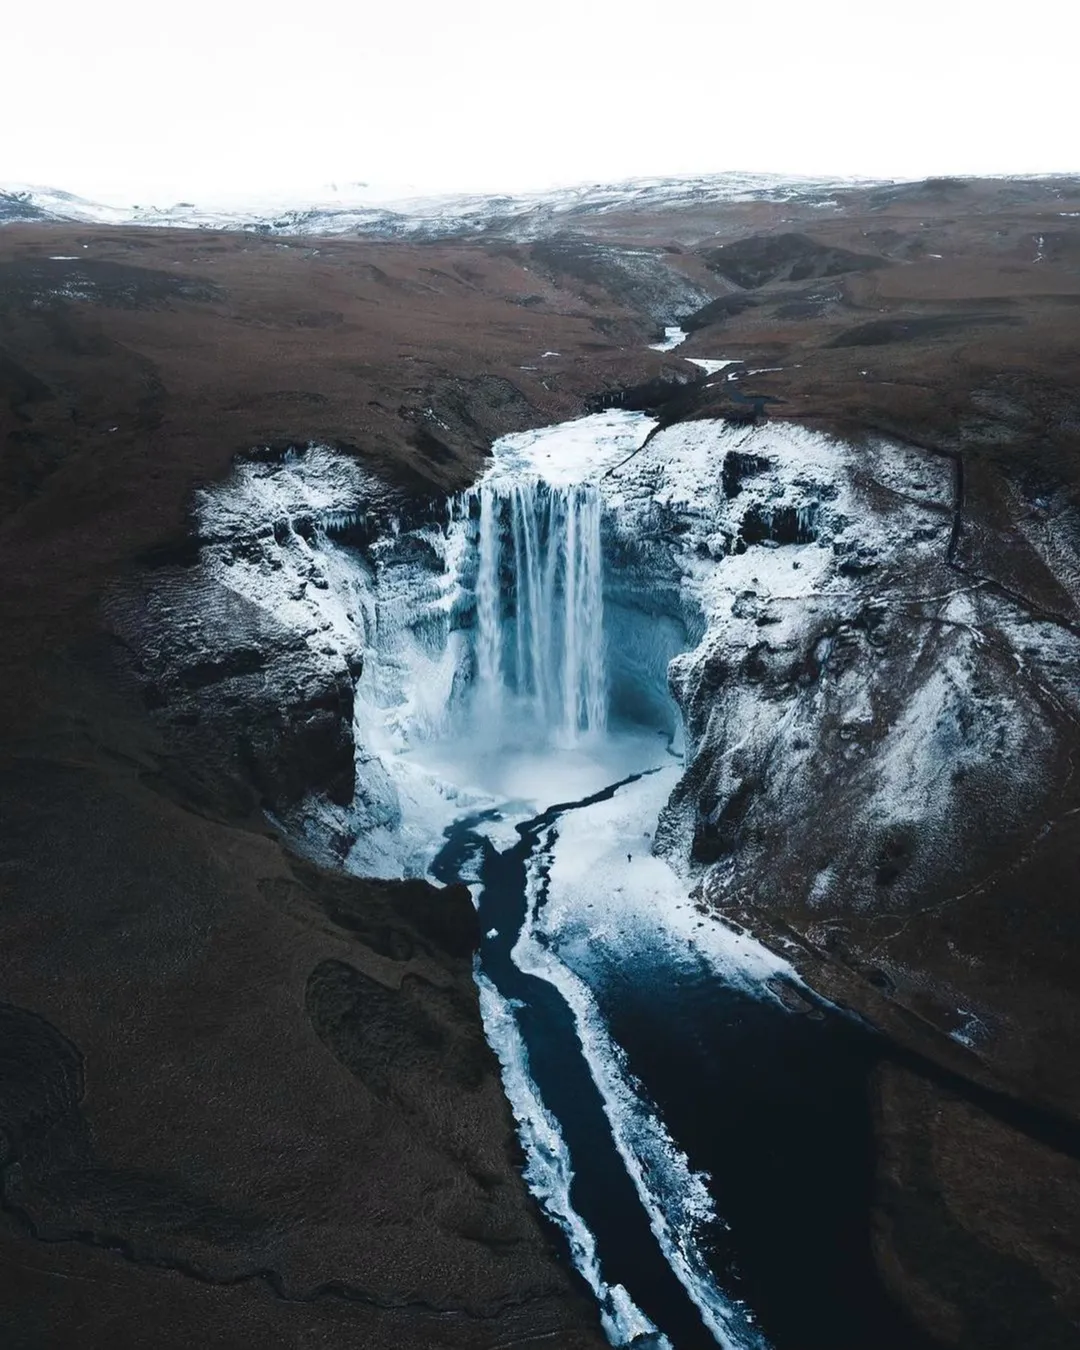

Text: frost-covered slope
xmin=603 ymin=419 xmax=1072 ymax=890
xmin=601 ymin=416 xmax=1080 ymax=1102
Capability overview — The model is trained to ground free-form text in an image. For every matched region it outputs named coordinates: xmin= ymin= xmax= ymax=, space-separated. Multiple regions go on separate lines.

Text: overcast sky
xmin=6 ymin=0 xmax=1077 ymax=203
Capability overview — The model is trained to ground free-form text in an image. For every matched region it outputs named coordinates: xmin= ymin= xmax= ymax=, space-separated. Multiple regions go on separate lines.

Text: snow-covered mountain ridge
xmin=0 ymin=172 xmax=894 ymax=239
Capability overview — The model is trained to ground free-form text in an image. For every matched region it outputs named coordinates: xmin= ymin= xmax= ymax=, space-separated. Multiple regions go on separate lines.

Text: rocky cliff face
xmin=603 ymin=418 xmax=1080 ymax=1090
xmin=104 ymin=444 xmax=384 ymax=830
xmin=601 ymin=417 xmax=1080 ymax=1346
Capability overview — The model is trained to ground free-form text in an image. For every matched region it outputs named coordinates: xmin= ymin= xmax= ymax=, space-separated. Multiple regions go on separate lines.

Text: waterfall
xmin=475 ymin=481 xmax=504 ymax=722
xmin=458 ymin=478 xmax=608 ymax=744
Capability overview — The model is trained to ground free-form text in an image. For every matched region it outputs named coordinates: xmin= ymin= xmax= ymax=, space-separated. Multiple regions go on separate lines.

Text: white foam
xmin=404 ymin=728 xmax=670 ymax=820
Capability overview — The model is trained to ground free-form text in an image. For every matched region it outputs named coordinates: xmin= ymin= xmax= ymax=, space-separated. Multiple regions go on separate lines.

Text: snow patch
xmin=541 ymin=766 xmax=793 ymax=990
xmin=649 ymin=325 xmax=688 ymax=352
xmin=481 ymin=410 xmax=657 ymax=486
xmin=686 ymin=358 xmax=739 ymax=375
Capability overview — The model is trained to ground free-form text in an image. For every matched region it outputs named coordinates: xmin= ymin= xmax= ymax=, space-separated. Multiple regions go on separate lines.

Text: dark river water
xmin=432 ymin=775 xmax=938 ymax=1350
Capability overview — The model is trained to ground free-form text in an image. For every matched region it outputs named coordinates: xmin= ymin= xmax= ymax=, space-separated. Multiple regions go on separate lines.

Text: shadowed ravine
xmin=90 ymin=396 xmax=1080 ymax=1347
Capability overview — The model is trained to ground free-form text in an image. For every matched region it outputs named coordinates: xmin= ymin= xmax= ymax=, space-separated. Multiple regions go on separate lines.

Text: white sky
xmin=6 ymin=0 xmax=1078 ymax=203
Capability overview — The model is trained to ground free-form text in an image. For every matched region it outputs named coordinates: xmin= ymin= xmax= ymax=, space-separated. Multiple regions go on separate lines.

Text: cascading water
xmin=474 ymin=480 xmax=504 ymax=723
xmin=455 ymin=478 xmax=608 ymax=746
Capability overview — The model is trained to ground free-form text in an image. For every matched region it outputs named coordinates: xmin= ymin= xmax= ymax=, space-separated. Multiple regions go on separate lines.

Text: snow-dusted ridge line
xmin=8 ymin=171 xmax=1080 ymax=239
xmin=2 ymin=171 xmax=894 ymax=238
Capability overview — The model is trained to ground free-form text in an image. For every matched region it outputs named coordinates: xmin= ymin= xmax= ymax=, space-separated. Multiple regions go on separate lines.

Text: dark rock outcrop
xmin=106 ymin=569 xmax=357 ymax=816
xmin=682 ymin=292 xmax=761 ymax=331
xmin=0 ymin=744 xmax=604 ymax=1349
xmin=701 ymin=232 xmax=887 ymax=289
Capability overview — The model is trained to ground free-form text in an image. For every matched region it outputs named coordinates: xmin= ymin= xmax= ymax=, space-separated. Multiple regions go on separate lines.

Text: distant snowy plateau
xmin=0 ymin=173 xmax=887 ymax=239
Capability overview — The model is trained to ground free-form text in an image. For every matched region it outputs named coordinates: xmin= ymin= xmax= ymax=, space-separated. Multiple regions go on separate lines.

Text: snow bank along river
xmin=192 ymin=410 xmax=967 ymax=1348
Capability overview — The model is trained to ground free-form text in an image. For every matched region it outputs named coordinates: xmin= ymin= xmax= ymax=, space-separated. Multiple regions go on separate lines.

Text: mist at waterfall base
xmin=403 ymin=470 xmax=681 ymax=818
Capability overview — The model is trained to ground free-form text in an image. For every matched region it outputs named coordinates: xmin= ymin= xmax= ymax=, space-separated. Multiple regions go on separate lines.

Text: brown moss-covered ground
xmin=0 ymin=226 xmax=655 ymax=1350
xmin=2 ymin=178 xmax=1079 ymax=1348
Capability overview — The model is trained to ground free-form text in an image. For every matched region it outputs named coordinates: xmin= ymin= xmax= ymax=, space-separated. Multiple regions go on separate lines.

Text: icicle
xmin=581 ymin=488 xmax=607 ymax=734
xmin=517 ymin=482 xmax=545 ymax=721
xmin=511 ymin=489 xmax=529 ymax=700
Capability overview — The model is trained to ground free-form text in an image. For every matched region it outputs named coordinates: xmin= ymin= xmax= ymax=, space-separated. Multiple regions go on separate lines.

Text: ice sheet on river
xmin=536 ymin=765 xmax=791 ymax=991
